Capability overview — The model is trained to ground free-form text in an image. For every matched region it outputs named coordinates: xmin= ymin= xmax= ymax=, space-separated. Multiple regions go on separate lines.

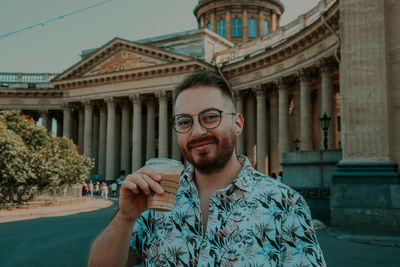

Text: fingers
xmin=123 ymin=167 xmax=164 ymax=196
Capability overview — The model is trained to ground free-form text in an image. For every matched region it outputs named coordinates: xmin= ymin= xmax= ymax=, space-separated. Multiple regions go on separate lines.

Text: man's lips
xmin=187 ymin=136 xmax=218 ymax=149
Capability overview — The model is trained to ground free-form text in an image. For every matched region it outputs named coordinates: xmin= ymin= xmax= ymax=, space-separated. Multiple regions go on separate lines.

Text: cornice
xmin=0 ymin=89 xmax=62 ymax=98
xmin=53 ymin=60 xmax=215 ymax=90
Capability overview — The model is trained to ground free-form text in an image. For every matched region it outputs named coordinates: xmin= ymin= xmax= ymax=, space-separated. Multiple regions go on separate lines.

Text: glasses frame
xmin=170 ymin=108 xmax=237 ymax=134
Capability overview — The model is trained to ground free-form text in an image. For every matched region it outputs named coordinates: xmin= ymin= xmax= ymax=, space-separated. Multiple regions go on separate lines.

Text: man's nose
xmin=191 ymin=117 xmax=207 ymax=136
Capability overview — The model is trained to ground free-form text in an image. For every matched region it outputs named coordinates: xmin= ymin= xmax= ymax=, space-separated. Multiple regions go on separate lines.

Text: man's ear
xmin=233 ymin=113 xmax=244 ymax=136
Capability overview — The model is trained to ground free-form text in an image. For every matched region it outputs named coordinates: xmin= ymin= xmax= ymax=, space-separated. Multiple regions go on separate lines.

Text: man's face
xmin=174 ymin=86 xmax=243 ymax=174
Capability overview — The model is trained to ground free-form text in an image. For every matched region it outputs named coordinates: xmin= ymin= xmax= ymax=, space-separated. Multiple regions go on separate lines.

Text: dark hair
xmin=120 ymin=170 xmax=126 ymax=176
xmin=173 ymin=70 xmax=235 ymax=106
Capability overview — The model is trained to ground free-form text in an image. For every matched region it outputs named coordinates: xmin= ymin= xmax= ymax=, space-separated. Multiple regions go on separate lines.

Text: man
xmin=116 ymin=170 xmax=127 ymax=191
xmin=88 ymin=71 xmax=326 ymax=266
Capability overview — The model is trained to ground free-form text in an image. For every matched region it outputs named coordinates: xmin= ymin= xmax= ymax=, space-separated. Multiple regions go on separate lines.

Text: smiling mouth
xmin=187 ymin=136 xmax=218 ymax=150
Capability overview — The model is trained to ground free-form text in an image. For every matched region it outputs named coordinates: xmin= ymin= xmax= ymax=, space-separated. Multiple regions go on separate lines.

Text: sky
xmin=0 ymin=0 xmax=319 ymax=73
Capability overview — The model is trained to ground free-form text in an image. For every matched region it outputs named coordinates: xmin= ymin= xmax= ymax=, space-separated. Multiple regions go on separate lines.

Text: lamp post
xmin=293 ymin=138 xmax=301 ymax=151
xmin=319 ymin=112 xmax=331 ymax=150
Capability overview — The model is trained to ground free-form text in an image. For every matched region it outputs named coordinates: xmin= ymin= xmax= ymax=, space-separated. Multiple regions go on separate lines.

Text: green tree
xmin=0 ymin=110 xmax=94 ymax=206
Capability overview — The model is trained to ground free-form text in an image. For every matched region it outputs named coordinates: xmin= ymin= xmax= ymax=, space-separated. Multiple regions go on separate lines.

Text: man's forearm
xmin=88 ymin=211 xmax=137 ymax=267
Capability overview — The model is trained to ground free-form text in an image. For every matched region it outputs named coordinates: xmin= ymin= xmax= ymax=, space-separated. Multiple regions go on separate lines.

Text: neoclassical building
xmin=1 ymin=0 xmax=399 ymax=230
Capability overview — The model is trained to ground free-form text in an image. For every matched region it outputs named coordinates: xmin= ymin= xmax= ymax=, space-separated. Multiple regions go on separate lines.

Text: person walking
xmin=101 ymin=182 xmax=108 ymax=200
xmin=88 ymin=71 xmax=326 ymax=266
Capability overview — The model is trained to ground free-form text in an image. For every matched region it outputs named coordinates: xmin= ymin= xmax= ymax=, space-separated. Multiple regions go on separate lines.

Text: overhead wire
xmin=0 ymin=0 xmax=112 ymax=39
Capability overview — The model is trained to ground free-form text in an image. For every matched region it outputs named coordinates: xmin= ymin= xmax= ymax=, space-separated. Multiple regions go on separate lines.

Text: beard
xmin=179 ymin=131 xmax=236 ymax=174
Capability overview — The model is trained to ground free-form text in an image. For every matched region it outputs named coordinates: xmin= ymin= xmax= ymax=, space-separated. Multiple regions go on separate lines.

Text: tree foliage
xmin=0 ymin=110 xmax=94 ymax=206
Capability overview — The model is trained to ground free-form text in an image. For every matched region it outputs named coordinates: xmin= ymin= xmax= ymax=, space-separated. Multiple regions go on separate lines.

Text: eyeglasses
xmin=171 ymin=108 xmax=237 ymax=134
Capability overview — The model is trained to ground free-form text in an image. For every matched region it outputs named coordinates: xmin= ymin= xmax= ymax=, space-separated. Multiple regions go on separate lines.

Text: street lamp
xmin=319 ymin=112 xmax=331 ymax=150
xmin=293 ymin=138 xmax=301 ymax=151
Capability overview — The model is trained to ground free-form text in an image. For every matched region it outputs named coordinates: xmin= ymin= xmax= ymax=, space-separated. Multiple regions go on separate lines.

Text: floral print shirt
xmin=130 ymin=155 xmax=326 ymax=266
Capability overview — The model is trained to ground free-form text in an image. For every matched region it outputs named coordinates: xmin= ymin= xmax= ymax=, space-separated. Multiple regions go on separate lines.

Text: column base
xmin=333 ymin=163 xmax=399 ymax=184
xmin=331 ymin=163 xmax=400 ymax=231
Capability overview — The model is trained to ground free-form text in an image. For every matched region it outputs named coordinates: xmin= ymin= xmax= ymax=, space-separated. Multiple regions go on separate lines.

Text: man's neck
xmin=194 ymin=154 xmax=242 ymax=195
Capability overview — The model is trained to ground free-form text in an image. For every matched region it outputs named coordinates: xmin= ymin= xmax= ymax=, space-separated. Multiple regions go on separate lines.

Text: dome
xmin=194 ymin=0 xmax=285 ymax=43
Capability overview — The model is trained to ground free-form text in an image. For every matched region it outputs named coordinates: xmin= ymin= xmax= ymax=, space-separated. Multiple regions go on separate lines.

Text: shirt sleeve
xmin=130 ymin=210 xmax=152 ymax=257
xmin=280 ymin=193 xmax=327 ymax=267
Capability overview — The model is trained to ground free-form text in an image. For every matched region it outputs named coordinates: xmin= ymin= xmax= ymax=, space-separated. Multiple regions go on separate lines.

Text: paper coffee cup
xmin=145 ymin=158 xmax=185 ymax=212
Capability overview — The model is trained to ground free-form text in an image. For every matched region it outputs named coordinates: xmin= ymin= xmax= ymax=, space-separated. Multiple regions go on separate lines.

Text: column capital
xmin=253 ymin=85 xmax=266 ymax=96
xmin=104 ymin=97 xmax=114 ymax=104
xmin=296 ymin=68 xmax=312 ymax=81
xmin=155 ymin=90 xmax=170 ymax=100
xmin=274 ymin=77 xmax=289 ymax=89
xmin=40 ymin=109 xmax=49 ymax=115
xmin=81 ymin=99 xmax=92 ymax=106
xmin=318 ymin=58 xmax=334 ymax=73
xmin=129 ymin=94 xmax=142 ymax=104
xmin=62 ymin=102 xmax=71 ymax=110
xmin=234 ymin=90 xmax=244 ymax=99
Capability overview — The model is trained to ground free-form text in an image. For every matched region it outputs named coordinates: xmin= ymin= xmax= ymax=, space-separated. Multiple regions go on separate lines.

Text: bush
xmin=0 ymin=110 xmax=94 ymax=206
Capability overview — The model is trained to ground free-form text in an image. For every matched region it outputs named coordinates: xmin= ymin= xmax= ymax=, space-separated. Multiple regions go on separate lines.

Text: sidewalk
xmin=0 ymin=198 xmax=113 ymax=223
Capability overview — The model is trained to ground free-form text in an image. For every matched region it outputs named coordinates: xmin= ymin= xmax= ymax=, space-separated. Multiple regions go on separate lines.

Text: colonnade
xmin=30 ymin=59 xmax=339 ymax=179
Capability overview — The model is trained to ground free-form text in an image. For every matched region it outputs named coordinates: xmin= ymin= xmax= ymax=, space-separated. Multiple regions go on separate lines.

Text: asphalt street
xmin=0 ymin=202 xmax=399 ymax=267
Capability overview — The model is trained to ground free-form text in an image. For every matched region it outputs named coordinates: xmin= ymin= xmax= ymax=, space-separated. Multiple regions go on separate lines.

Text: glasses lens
xmin=174 ymin=115 xmax=192 ymax=133
xmin=199 ymin=109 xmax=221 ymax=129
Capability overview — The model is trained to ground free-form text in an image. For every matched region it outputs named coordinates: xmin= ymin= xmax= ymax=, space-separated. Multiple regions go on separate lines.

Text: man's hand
xmin=119 ymin=166 xmax=165 ymax=221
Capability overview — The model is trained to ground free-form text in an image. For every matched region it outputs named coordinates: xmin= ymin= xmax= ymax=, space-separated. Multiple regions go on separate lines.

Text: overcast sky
xmin=0 ymin=0 xmax=319 ymax=73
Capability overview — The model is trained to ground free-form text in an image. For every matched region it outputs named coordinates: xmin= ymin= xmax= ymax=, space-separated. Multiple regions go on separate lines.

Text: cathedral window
xmin=218 ymin=20 xmax=226 ymax=37
xmin=263 ymin=21 xmax=270 ymax=35
xmin=232 ymin=18 xmax=241 ymax=37
xmin=249 ymin=18 xmax=257 ymax=37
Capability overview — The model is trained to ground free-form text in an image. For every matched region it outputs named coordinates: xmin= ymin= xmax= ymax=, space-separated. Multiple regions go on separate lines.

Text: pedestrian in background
xmin=101 ymin=182 xmax=108 ymax=200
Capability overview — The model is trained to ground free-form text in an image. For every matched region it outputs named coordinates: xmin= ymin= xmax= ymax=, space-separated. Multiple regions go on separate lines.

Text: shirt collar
xmin=180 ymin=154 xmax=254 ymax=192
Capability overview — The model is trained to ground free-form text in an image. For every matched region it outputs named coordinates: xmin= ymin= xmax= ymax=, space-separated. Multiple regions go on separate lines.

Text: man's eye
xmin=203 ymin=114 xmax=219 ymax=122
xmin=177 ymin=119 xmax=192 ymax=127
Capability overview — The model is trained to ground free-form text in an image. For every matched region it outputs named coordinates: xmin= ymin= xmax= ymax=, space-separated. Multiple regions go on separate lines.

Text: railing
xmin=0 ymin=73 xmax=57 ymax=83
xmin=215 ymin=0 xmax=337 ymax=64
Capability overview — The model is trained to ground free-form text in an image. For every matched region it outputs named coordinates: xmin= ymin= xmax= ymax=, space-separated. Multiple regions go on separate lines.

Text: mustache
xmin=187 ymin=135 xmax=218 ymax=148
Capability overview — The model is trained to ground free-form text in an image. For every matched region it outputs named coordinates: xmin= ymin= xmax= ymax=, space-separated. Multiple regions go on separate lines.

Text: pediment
xmin=53 ymin=37 xmax=192 ymax=81
xmin=84 ymin=50 xmax=161 ymax=76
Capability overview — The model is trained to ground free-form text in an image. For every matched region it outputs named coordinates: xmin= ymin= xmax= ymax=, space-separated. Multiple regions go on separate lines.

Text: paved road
xmin=0 ymin=202 xmax=399 ymax=267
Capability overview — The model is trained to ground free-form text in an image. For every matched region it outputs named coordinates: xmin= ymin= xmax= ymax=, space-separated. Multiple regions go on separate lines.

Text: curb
xmin=327 ymin=228 xmax=400 ymax=248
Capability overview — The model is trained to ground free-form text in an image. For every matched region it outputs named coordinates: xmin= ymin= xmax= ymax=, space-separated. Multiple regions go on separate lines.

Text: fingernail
xmin=157 ymin=174 xmax=162 ymax=180
xmin=159 ymin=188 xmax=164 ymax=194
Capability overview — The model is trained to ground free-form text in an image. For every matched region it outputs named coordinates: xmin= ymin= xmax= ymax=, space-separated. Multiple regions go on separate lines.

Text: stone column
xmin=319 ymin=58 xmax=336 ymax=149
xmin=40 ymin=109 xmax=49 ymax=131
xmin=120 ymin=101 xmax=130 ymax=172
xmin=297 ymin=69 xmax=313 ymax=150
xmin=245 ymin=91 xmax=256 ymax=166
xmin=62 ymin=104 xmax=72 ymax=138
xmin=131 ymin=94 xmax=142 ymax=172
xmin=225 ymin=7 xmax=231 ymax=39
xmin=210 ymin=9 xmax=216 ymax=32
xmin=269 ymin=89 xmax=280 ymax=174
xmin=98 ymin=105 xmax=107 ymax=179
xmin=171 ymin=95 xmax=181 ymax=161
xmin=105 ymin=97 xmax=116 ymax=180
xmin=146 ymin=97 xmax=156 ymax=160
xmin=242 ymin=5 xmax=248 ymax=42
xmin=234 ymin=91 xmax=245 ymax=155
xmin=331 ymin=0 xmax=399 ymax=231
xmin=276 ymin=78 xmax=290 ymax=157
xmin=258 ymin=7 xmax=264 ymax=37
xmin=157 ymin=90 xmax=169 ymax=158
xmin=272 ymin=13 xmax=278 ymax=31
xmin=200 ymin=14 xmax=205 ymax=28
xmin=254 ymin=85 xmax=268 ymax=174
xmin=82 ymin=100 xmax=93 ymax=158
xmin=78 ymin=108 xmax=84 ymax=154
xmin=92 ymin=110 xmax=100 ymax=174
